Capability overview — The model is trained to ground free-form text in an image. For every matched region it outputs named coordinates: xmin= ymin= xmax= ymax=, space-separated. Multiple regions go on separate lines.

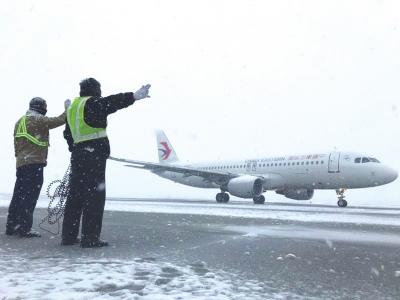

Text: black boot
xmin=80 ymin=239 xmax=109 ymax=248
xmin=5 ymin=229 xmax=15 ymax=236
xmin=61 ymin=237 xmax=81 ymax=246
xmin=16 ymin=229 xmax=41 ymax=238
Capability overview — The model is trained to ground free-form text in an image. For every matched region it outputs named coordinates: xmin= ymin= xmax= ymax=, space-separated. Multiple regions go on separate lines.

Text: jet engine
xmin=227 ymin=176 xmax=263 ymax=198
xmin=275 ymin=188 xmax=314 ymax=200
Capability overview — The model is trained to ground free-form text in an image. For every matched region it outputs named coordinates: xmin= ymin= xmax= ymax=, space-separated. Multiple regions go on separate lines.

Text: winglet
xmin=156 ymin=130 xmax=180 ymax=164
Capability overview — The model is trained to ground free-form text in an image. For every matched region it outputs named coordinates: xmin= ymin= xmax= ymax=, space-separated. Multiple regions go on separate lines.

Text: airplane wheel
xmin=337 ymin=199 xmax=348 ymax=207
xmin=253 ymin=196 xmax=265 ymax=204
xmin=222 ymin=193 xmax=230 ymax=203
xmin=216 ymin=193 xmax=223 ymax=203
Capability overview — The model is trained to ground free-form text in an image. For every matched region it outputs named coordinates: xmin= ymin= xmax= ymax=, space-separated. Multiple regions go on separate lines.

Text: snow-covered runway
xmin=0 ymin=254 xmax=274 ymax=300
xmin=1 ymin=197 xmax=400 ymax=299
xmin=103 ymin=198 xmax=400 ymax=227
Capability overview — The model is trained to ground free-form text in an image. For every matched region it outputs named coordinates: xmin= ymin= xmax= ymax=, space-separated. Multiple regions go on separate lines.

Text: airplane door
xmin=246 ymin=162 xmax=251 ymax=172
xmin=328 ymin=152 xmax=340 ymax=173
xmin=252 ymin=162 xmax=257 ymax=172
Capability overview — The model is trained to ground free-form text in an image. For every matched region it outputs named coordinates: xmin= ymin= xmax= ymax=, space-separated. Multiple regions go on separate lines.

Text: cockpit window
xmin=369 ymin=157 xmax=380 ymax=163
xmin=359 ymin=157 xmax=380 ymax=163
xmin=354 ymin=157 xmax=361 ymax=163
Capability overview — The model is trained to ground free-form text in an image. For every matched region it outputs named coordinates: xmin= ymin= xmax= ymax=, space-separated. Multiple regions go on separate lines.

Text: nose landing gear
xmin=336 ymin=188 xmax=348 ymax=207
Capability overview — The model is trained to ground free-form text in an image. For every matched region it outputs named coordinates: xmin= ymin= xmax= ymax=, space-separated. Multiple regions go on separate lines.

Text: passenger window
xmin=311 ymin=161 xmax=314 ymax=164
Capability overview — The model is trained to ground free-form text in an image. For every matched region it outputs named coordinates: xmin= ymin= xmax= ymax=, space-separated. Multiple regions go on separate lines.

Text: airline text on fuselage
xmin=245 ymin=153 xmax=326 ymax=164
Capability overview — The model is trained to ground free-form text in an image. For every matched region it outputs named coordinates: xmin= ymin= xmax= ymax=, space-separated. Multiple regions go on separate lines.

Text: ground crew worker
xmin=61 ymin=78 xmax=151 ymax=248
xmin=6 ymin=97 xmax=70 ymax=237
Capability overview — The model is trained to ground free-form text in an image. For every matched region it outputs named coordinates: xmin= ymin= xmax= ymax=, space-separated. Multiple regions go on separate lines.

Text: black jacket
xmin=64 ymin=93 xmax=135 ymax=157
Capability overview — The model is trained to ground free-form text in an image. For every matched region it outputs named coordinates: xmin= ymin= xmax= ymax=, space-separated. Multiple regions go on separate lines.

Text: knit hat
xmin=29 ymin=97 xmax=47 ymax=115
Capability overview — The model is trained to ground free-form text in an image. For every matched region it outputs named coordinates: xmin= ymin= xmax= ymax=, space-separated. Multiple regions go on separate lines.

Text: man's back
xmin=14 ymin=110 xmax=66 ymax=168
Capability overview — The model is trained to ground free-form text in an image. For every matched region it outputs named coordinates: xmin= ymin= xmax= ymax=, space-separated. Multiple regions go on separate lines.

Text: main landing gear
xmin=216 ymin=192 xmax=230 ymax=203
xmin=253 ymin=195 xmax=265 ymax=204
xmin=336 ymin=188 xmax=348 ymax=207
xmin=215 ymin=193 xmax=266 ymax=204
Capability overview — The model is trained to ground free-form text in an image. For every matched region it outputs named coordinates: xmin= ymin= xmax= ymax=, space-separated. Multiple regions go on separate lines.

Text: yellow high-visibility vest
xmin=67 ymin=97 xmax=107 ymax=144
xmin=15 ymin=114 xmax=49 ymax=147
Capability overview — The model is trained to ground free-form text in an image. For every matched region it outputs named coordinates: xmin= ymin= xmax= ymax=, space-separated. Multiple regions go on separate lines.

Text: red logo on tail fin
xmin=159 ymin=142 xmax=172 ymax=160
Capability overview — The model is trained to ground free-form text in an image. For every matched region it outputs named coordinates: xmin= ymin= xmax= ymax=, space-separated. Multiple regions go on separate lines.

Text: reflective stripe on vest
xmin=67 ymin=96 xmax=107 ymax=144
xmin=15 ymin=115 xmax=49 ymax=147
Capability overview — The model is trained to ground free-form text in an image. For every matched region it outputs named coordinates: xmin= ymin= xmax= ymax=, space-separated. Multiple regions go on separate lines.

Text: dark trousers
xmin=6 ymin=164 xmax=44 ymax=233
xmin=62 ymin=148 xmax=107 ymax=242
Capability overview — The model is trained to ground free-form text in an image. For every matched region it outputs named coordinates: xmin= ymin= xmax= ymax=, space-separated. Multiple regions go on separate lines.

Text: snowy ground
xmin=0 ymin=253 xmax=281 ymax=300
xmin=9 ymin=195 xmax=400 ymax=226
xmin=1 ymin=196 xmax=400 ymax=299
xmin=101 ymin=199 xmax=400 ymax=227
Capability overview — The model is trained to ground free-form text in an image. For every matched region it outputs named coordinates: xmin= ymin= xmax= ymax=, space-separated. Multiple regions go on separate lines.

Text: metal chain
xmin=39 ymin=165 xmax=71 ymax=235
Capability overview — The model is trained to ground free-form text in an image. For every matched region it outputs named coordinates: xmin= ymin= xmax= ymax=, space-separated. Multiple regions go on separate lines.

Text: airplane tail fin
xmin=156 ymin=130 xmax=180 ymax=164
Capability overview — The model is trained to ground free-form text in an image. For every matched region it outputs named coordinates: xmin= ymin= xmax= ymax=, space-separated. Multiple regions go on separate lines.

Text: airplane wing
xmin=108 ymin=156 xmax=240 ymax=185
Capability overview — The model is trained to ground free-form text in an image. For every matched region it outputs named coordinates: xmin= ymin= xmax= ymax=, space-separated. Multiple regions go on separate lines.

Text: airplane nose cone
xmin=384 ymin=167 xmax=398 ymax=183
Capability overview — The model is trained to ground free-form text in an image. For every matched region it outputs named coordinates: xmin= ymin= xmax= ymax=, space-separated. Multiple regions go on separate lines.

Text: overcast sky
xmin=0 ymin=0 xmax=399 ymax=206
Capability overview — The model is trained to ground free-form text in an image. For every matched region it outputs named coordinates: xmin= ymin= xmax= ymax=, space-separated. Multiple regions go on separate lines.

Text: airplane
xmin=109 ymin=131 xmax=398 ymax=207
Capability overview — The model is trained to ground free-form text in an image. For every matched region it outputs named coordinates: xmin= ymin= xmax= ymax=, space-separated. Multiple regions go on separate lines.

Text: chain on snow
xmin=39 ymin=165 xmax=71 ymax=235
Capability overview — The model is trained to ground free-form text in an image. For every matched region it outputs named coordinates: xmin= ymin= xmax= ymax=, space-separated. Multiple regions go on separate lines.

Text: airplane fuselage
xmin=111 ymin=130 xmax=398 ymax=207
xmin=154 ymin=151 xmax=397 ymax=191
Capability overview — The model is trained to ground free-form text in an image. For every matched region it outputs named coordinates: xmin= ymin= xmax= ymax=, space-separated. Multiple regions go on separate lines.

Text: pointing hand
xmin=134 ymin=84 xmax=151 ymax=100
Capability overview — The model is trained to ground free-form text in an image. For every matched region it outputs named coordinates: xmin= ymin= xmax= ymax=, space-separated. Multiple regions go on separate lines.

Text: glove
xmin=64 ymin=99 xmax=71 ymax=109
xmin=133 ymin=84 xmax=151 ymax=100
